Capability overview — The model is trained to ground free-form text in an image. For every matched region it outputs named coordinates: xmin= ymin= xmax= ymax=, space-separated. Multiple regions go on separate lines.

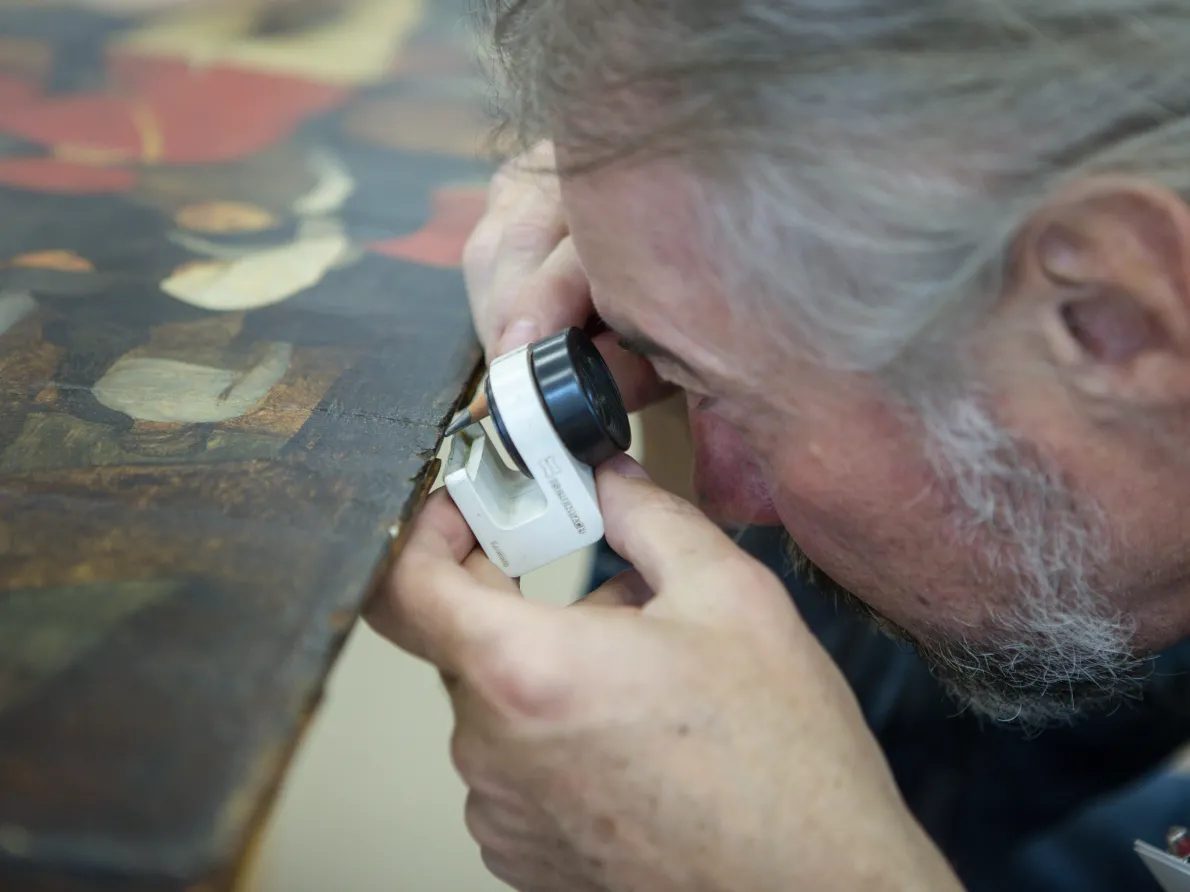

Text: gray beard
xmin=784 ymin=535 xmax=1146 ymax=730
xmin=781 ymin=395 xmax=1149 ymax=730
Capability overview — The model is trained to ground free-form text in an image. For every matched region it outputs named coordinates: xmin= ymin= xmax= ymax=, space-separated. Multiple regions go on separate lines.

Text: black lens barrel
xmin=530 ymin=328 xmax=631 ymax=468
xmin=487 ymin=328 xmax=631 ymax=477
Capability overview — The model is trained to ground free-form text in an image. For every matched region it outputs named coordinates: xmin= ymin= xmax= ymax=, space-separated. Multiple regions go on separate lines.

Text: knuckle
xmin=449 ymin=729 xmax=483 ymax=784
xmin=463 ymin=791 xmax=494 ymax=845
xmin=488 ymin=159 xmax=520 ymax=199
xmin=451 ymin=726 xmax=510 ymax=800
xmin=498 ymin=207 xmax=557 ymax=257
xmin=462 ymin=221 xmax=498 ymax=272
xmin=387 ymin=553 xmax=440 ymax=612
xmin=472 ymin=631 xmax=574 ymax=720
xmin=487 ymin=167 xmax=533 ymax=213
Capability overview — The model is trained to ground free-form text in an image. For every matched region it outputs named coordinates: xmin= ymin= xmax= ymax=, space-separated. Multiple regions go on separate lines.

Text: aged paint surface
xmin=0 ymin=1 xmax=487 ymax=888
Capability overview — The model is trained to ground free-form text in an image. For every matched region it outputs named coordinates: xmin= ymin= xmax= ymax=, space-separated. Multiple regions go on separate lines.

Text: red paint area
xmin=0 ymin=158 xmax=136 ymax=192
xmin=0 ymin=53 xmax=348 ymax=194
xmin=367 ymin=186 xmax=487 ymax=268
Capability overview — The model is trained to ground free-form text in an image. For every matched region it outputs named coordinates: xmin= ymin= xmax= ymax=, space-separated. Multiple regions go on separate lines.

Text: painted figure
xmin=0 ymin=0 xmax=419 ymax=194
xmin=0 ymin=0 xmax=486 ymax=474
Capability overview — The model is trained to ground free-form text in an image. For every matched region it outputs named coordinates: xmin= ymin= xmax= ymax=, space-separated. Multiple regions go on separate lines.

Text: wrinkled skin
xmin=371 ymin=143 xmax=968 ymax=891
xmin=376 ymin=137 xmax=1190 ymax=890
xmin=370 ymin=459 xmax=961 ymax=892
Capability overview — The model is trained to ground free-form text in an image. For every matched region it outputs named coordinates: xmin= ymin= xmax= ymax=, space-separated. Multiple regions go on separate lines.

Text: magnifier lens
xmin=531 ymin=328 xmax=631 ymax=468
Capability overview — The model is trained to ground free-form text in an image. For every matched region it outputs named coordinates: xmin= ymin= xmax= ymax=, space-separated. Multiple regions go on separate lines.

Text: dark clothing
xmin=586 ymin=529 xmax=1190 ymax=891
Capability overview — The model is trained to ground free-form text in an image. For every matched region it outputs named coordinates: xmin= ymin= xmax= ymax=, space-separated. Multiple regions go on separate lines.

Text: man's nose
xmin=686 ymin=400 xmax=780 ymax=527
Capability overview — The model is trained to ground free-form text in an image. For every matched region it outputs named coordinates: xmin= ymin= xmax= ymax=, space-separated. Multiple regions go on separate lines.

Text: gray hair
xmin=475 ymin=0 xmax=1171 ymax=721
xmin=478 ymin=0 xmax=1190 ymax=375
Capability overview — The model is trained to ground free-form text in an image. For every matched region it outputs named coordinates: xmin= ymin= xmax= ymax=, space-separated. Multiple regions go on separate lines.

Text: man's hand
xmin=462 ymin=141 xmax=670 ymax=411
xmin=369 ymin=456 xmax=963 ymax=892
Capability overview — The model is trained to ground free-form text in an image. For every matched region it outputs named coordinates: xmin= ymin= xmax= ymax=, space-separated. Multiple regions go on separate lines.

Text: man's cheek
xmin=688 ymin=410 xmax=781 ymax=526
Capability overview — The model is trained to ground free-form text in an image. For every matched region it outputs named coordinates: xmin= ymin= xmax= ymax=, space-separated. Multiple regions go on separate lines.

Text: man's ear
xmin=1020 ymin=178 xmax=1190 ymax=407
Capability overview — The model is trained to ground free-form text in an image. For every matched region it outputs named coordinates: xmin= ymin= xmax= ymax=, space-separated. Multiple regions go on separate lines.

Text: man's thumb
xmin=595 ymin=456 xmax=755 ymax=617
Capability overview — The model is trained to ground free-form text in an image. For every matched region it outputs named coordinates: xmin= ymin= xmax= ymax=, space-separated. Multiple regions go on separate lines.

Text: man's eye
xmin=615 ymin=335 xmax=640 ymax=356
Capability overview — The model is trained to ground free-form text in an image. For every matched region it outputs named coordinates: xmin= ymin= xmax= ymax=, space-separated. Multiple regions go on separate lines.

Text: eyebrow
xmin=613 ymin=329 xmax=709 ymax=386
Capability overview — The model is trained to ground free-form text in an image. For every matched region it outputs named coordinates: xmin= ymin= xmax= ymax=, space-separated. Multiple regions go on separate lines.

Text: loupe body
xmin=443 ymin=328 xmax=630 ymax=577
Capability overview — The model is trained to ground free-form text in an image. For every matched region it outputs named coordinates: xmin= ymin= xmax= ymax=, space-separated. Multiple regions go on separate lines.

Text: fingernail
xmin=604 ymin=453 xmax=649 ymax=479
xmin=497 ymin=319 xmax=540 ymax=355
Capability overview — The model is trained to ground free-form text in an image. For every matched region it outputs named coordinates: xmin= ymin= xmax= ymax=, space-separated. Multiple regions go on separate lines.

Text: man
xmin=369 ymin=3 xmax=1190 ymax=890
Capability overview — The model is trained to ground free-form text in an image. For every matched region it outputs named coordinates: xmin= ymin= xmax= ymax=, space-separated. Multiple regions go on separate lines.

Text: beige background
xmin=243 ymin=409 xmax=674 ymax=892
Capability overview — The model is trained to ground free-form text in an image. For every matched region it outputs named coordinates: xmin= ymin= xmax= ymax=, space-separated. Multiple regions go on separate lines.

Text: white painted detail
xmin=92 ymin=342 xmax=293 ymax=423
xmin=292 ymin=150 xmax=357 ymax=216
xmin=0 ymin=292 xmax=36 ymax=337
xmin=162 ymin=222 xmax=350 ymax=311
xmin=114 ymin=0 xmax=422 ymax=86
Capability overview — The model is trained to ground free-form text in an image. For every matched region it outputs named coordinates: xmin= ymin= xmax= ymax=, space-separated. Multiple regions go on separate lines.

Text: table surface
xmin=0 ymin=1 xmax=486 ymax=888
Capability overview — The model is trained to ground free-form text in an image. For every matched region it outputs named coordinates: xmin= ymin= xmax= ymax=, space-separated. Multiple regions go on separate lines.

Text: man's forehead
xmin=564 ymin=163 xmax=775 ymax=386
xmin=593 ymin=288 xmax=758 ymax=395
xmin=567 ymin=173 xmax=719 ymax=314
xmin=564 ymin=162 xmax=712 ymax=269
